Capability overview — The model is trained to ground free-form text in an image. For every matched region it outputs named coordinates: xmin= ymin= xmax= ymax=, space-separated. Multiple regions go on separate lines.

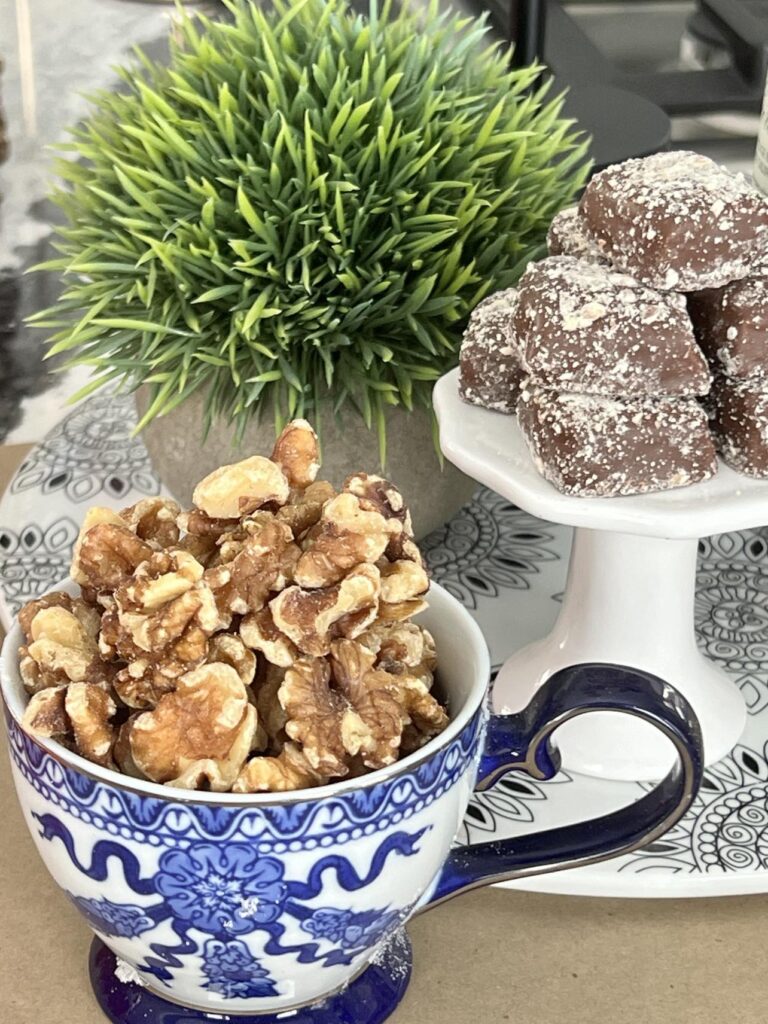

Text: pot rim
xmin=2 ymin=580 xmax=490 ymax=807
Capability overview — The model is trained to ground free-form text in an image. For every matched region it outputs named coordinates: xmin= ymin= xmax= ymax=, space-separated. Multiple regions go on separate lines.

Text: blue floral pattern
xmin=201 ymin=939 xmax=278 ymax=999
xmin=67 ymin=894 xmax=154 ymax=939
xmin=37 ymin=823 xmax=428 ymax=998
xmin=301 ymin=907 xmax=404 ymax=952
xmin=155 ymin=845 xmax=286 ymax=935
xmin=6 ymin=710 xmax=482 ymax=848
xmin=5 ymin=641 xmax=483 ymax=1003
xmin=7 ymin=701 xmax=481 ymax=1002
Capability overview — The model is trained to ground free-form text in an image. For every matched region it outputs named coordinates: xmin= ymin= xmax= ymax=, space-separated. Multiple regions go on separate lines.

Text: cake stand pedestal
xmin=434 ymin=368 xmax=768 ymax=782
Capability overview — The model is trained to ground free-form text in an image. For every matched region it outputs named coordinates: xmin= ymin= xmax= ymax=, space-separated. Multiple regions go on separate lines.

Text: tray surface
xmin=2 ymin=394 xmax=768 ymax=896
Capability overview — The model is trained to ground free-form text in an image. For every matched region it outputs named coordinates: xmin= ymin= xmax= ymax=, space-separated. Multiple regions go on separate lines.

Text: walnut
xmin=70 ymin=507 xmax=125 ymax=585
xmin=129 ymin=662 xmax=257 ymax=790
xmin=206 ymin=514 xmax=297 ymax=620
xmin=343 ymin=473 xmax=411 ymax=529
xmin=376 ymin=598 xmax=428 ymax=623
xmin=18 ymin=591 xmax=78 ymax=642
xmin=278 ymin=658 xmax=352 ymax=775
xmin=113 ymin=716 xmax=146 ymax=778
xmin=193 ymin=456 xmax=290 ymax=519
xmin=400 ymin=723 xmax=433 ymax=755
xmin=177 ymin=508 xmax=237 ymax=565
xmin=388 ymin=532 xmax=423 ymax=565
xmin=112 ymin=550 xmax=219 ymax=674
xmin=254 ymin=665 xmax=288 ymax=748
xmin=167 ymin=709 xmax=257 ymax=791
xmin=294 ymin=494 xmax=397 ymax=588
xmin=276 ymin=481 xmax=336 ymax=539
xmin=330 ymin=640 xmax=404 ymax=768
xmin=75 ymin=522 xmax=155 ymax=593
xmin=18 ymin=649 xmax=51 ymax=695
xmin=398 ymin=674 xmax=449 ymax=737
xmin=18 ymin=593 xmax=101 ymax=694
xmin=112 ymin=662 xmax=177 ymax=710
xmin=65 ymin=682 xmax=116 ymax=767
xmin=240 ymin=607 xmax=297 ymax=667
xmin=341 ymin=627 xmax=445 ymax=751
xmin=379 ymin=560 xmax=429 ymax=604
xmin=75 ymin=599 xmax=102 ymax=640
xmin=121 ymin=497 xmax=182 ymax=547
xmin=206 ymin=634 xmax=257 ymax=687
xmin=271 ymin=419 xmax=320 ymax=490
xmin=22 ymin=686 xmax=70 ymax=741
xmin=179 ymin=508 xmax=237 ymax=540
xmin=343 ymin=473 xmax=420 ymax=564
xmin=270 ymin=563 xmax=380 ymax=656
xmin=122 ymin=548 xmax=204 ymax=610
xmin=26 ymin=606 xmax=100 ymax=686
xmin=233 ymin=742 xmax=321 ymax=793
xmin=102 ymin=550 xmax=219 ymax=708
xmin=359 ymin=621 xmax=437 ymax=685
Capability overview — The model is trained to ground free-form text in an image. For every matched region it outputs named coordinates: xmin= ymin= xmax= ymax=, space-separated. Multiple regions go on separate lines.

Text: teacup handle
xmin=427 ymin=663 xmax=704 ymax=907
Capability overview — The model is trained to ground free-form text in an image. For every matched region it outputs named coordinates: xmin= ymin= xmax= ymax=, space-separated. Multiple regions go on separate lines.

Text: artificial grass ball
xmin=35 ymin=0 xmax=589 ymax=446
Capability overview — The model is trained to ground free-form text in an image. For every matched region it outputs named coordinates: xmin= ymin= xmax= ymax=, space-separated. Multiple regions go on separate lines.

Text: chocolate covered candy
xmin=517 ymin=386 xmax=717 ymax=497
xmin=580 ymin=151 xmax=768 ymax=291
xmin=513 ymin=256 xmax=711 ymax=397
xmin=547 ymin=207 xmax=611 ymax=265
xmin=687 ymin=276 xmax=768 ymax=380
xmin=459 ymin=288 xmax=523 ymax=413
xmin=709 ymin=376 xmax=768 ymax=478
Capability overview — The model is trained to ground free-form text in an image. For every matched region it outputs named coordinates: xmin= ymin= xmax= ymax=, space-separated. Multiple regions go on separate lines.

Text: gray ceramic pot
xmin=135 ymin=387 xmax=476 ymax=538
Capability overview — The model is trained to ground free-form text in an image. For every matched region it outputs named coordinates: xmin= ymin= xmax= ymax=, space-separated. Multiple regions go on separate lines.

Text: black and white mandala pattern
xmin=696 ymin=565 xmax=768 ymax=714
xmin=698 ymin=528 xmax=768 ymax=567
xmin=622 ymin=743 xmax=768 ymax=875
xmin=0 ymin=518 xmax=79 ymax=616
xmin=460 ymin=770 xmax=574 ymax=845
xmin=4 ymin=393 xmax=768 ymax=896
xmin=423 ymin=486 xmax=562 ymax=609
xmin=11 ymin=393 xmax=159 ymax=504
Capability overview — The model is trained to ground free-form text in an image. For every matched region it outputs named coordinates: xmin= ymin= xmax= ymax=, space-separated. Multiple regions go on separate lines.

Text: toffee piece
xmin=517 ymin=386 xmax=717 ymax=497
xmin=459 ymin=288 xmax=523 ymax=413
xmin=513 ymin=256 xmax=711 ymax=397
xmin=547 ymin=207 xmax=611 ymax=265
xmin=687 ymin=276 xmax=768 ymax=380
xmin=709 ymin=376 xmax=768 ymax=478
xmin=580 ymin=151 xmax=768 ymax=291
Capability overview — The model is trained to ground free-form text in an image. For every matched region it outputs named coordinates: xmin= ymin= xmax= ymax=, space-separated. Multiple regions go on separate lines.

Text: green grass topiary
xmin=34 ymin=0 xmax=589 ymax=452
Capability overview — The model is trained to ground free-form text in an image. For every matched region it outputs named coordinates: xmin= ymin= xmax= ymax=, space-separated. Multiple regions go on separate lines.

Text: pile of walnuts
xmin=18 ymin=420 xmax=448 ymax=792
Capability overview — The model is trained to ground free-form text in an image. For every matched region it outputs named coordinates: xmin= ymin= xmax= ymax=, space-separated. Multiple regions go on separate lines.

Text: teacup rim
xmin=1 ymin=579 xmax=490 ymax=806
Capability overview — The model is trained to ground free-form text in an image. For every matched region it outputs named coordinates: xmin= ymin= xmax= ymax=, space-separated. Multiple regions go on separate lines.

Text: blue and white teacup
xmin=1 ymin=581 xmax=702 ymax=1022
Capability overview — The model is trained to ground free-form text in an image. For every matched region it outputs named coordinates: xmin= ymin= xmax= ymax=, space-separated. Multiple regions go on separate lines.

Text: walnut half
xmin=294 ymin=493 xmax=397 ymax=589
xmin=233 ymin=743 xmax=321 ymax=793
xmin=271 ymin=419 xmax=320 ymax=490
xmin=270 ymin=563 xmax=380 ymax=656
xmin=193 ymin=456 xmax=290 ymax=519
xmin=129 ymin=662 xmax=257 ymax=790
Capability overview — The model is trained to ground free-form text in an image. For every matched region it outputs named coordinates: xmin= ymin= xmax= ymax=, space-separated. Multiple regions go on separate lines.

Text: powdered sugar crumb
xmin=115 ymin=959 xmax=146 ymax=988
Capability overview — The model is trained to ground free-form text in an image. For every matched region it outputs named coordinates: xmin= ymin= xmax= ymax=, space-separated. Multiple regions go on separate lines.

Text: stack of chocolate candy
xmin=459 ymin=151 xmax=768 ymax=496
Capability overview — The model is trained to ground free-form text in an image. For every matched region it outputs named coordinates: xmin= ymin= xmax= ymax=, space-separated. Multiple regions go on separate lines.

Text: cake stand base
xmin=89 ymin=932 xmax=412 ymax=1024
xmin=493 ymin=528 xmax=747 ymax=782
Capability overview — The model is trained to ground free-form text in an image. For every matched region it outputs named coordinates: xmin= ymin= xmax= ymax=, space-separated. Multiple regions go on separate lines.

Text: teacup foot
xmin=89 ymin=931 xmax=413 ymax=1024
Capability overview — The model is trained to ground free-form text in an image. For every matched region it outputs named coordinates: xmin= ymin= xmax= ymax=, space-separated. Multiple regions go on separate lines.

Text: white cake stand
xmin=434 ymin=368 xmax=768 ymax=782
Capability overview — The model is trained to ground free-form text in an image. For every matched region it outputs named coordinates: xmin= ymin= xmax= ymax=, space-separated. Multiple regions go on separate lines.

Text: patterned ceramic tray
xmin=2 ymin=395 xmax=768 ymax=897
